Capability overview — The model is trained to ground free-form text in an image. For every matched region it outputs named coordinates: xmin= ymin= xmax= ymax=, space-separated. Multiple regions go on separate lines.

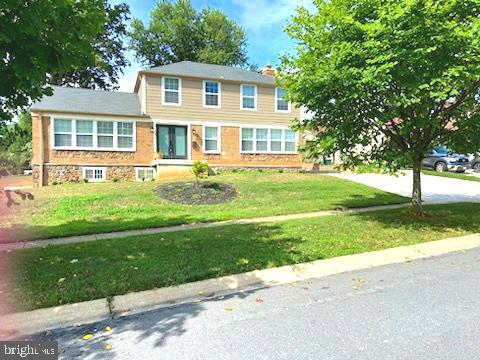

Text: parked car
xmin=471 ymin=158 xmax=480 ymax=173
xmin=422 ymin=146 xmax=470 ymax=173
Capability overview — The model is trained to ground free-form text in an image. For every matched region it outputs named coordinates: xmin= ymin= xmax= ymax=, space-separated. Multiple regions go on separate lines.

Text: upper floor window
xmin=241 ymin=127 xmax=297 ymax=153
xmin=276 ymin=88 xmax=290 ymax=112
xmin=241 ymin=84 xmax=257 ymax=110
xmin=52 ymin=118 xmax=135 ymax=151
xmin=204 ymin=81 xmax=221 ymax=107
xmin=163 ymin=77 xmax=181 ymax=105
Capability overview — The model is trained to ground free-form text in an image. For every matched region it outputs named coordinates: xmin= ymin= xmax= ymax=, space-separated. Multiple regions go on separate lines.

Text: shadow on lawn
xmin=1 ymin=191 xmax=410 ymax=244
xmin=0 ymin=214 xmax=200 ymax=244
xmin=350 ymin=202 xmax=480 ymax=233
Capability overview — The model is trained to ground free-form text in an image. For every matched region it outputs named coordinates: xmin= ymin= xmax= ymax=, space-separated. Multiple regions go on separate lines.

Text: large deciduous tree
xmin=49 ymin=1 xmax=130 ymax=90
xmin=129 ymin=0 xmax=249 ymax=68
xmin=0 ymin=0 xmax=106 ymax=121
xmin=280 ymin=0 xmax=480 ymax=216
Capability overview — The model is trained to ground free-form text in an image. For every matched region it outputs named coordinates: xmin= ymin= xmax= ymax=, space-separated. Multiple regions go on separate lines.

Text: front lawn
xmin=0 ymin=172 xmax=408 ymax=242
xmin=422 ymin=170 xmax=480 ymax=182
xmin=5 ymin=202 xmax=479 ymax=311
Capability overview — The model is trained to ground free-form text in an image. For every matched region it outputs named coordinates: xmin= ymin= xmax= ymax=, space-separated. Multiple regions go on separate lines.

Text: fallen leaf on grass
xmin=57 ymin=278 xmax=66 ymax=284
xmin=82 ymin=334 xmax=94 ymax=341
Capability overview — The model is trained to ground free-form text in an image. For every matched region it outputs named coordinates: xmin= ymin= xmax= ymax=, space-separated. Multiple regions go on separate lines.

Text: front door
xmin=156 ymin=125 xmax=188 ymax=159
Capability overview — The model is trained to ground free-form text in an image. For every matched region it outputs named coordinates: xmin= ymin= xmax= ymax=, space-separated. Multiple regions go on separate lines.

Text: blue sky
xmin=113 ymin=0 xmax=313 ymax=92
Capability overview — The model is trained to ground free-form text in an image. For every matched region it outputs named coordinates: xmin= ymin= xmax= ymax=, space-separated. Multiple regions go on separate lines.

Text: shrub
xmin=112 ymin=177 xmax=119 ymax=183
xmin=191 ymin=160 xmax=209 ymax=182
xmin=51 ymin=180 xmax=58 ymax=185
xmin=150 ymin=178 xmax=155 ymax=182
xmin=278 ymin=169 xmax=284 ymax=173
xmin=83 ymin=178 xmax=89 ymax=183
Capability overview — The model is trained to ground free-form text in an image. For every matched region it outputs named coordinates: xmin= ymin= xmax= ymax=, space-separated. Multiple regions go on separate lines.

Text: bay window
xmin=241 ymin=127 xmax=297 ymax=153
xmin=52 ymin=118 xmax=135 ymax=151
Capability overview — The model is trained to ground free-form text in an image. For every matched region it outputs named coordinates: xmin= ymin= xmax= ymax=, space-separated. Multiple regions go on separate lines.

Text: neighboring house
xmin=30 ymin=61 xmax=303 ymax=186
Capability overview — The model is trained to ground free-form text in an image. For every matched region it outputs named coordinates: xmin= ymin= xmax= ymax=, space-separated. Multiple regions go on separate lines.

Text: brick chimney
xmin=261 ymin=63 xmax=276 ymax=76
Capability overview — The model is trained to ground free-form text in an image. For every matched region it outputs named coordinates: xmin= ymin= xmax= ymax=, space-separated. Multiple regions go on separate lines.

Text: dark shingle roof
xmin=31 ymin=86 xmax=143 ymax=117
xmin=142 ymin=61 xmax=276 ymax=85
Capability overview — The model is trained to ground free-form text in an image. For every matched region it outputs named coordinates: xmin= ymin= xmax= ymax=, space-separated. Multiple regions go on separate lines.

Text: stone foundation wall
xmin=33 ymin=164 xmax=136 ymax=186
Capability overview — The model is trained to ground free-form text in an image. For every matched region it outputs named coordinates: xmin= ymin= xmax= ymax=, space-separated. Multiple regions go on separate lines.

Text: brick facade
xmin=191 ymin=125 xmax=303 ymax=166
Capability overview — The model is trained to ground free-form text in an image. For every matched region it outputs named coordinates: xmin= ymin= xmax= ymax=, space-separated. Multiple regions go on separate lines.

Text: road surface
xmin=34 ymin=247 xmax=480 ymax=359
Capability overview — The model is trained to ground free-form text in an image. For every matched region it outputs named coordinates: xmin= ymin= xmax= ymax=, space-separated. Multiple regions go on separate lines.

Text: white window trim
xmin=275 ymin=87 xmax=291 ymax=113
xmin=51 ymin=117 xmax=136 ymax=152
xmin=202 ymin=125 xmax=222 ymax=154
xmin=240 ymin=84 xmax=257 ymax=111
xmin=135 ymin=167 xmax=156 ymax=181
xmin=82 ymin=167 xmax=106 ymax=182
xmin=52 ymin=119 xmax=73 ymax=147
xmin=203 ymin=80 xmax=221 ymax=108
xmin=162 ymin=76 xmax=182 ymax=106
xmin=76 ymin=120 xmax=94 ymax=148
xmin=239 ymin=127 xmax=298 ymax=154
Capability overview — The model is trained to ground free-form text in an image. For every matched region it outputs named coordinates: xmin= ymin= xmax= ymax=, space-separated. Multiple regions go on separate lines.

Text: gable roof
xmin=141 ymin=61 xmax=277 ymax=85
xmin=31 ymin=86 xmax=144 ymax=117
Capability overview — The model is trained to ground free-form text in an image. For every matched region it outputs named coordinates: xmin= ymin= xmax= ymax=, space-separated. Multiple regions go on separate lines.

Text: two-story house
xmin=30 ymin=61 xmax=303 ymax=186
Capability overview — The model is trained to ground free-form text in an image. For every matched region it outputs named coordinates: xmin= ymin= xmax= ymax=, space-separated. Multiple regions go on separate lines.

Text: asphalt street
xmin=33 ymin=247 xmax=480 ymax=360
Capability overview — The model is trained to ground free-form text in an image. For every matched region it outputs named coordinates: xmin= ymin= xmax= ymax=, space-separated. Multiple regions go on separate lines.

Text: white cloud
xmin=232 ymin=0 xmax=313 ymax=33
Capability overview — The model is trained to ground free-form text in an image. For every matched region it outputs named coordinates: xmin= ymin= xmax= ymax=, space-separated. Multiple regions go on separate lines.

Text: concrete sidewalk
xmin=0 ymin=202 xmax=411 ymax=252
xmin=2 ymin=232 xmax=479 ymax=335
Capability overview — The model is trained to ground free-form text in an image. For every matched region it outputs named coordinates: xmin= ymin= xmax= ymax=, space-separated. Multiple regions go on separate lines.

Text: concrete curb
xmin=0 ymin=203 xmax=411 ymax=252
xmin=2 ymin=233 xmax=479 ymax=335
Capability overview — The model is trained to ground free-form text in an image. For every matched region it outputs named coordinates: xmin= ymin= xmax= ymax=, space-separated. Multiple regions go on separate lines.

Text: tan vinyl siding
xmin=145 ymin=75 xmax=300 ymax=125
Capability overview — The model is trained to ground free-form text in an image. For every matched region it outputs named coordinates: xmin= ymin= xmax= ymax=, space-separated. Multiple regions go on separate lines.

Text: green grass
xmin=4 ymin=202 xmax=479 ymax=311
xmin=422 ymin=170 xmax=480 ymax=182
xmin=0 ymin=172 xmax=408 ymax=241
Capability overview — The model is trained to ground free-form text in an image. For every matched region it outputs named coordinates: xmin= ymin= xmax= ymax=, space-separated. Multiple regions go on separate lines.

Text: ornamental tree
xmin=280 ymin=0 xmax=480 ymax=216
xmin=0 ymin=0 xmax=106 ymax=121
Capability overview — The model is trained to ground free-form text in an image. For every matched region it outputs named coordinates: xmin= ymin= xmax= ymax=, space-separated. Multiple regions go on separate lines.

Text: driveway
xmin=34 ymin=247 xmax=480 ymax=359
xmin=330 ymin=170 xmax=480 ymax=203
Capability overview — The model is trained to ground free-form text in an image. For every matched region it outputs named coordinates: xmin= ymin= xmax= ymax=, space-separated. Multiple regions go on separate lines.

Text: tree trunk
xmin=411 ymin=156 xmax=425 ymax=217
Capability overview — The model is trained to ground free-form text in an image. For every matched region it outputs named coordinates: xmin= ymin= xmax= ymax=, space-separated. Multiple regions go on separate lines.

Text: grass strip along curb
xmin=2 ymin=232 xmax=479 ymax=335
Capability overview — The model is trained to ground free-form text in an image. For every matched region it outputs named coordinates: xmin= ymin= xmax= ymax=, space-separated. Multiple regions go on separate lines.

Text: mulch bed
xmin=156 ymin=181 xmax=238 ymax=205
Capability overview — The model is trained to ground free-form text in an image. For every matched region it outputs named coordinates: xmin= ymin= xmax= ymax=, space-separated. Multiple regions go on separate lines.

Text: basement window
xmin=83 ymin=167 xmax=106 ymax=182
xmin=136 ymin=167 xmax=156 ymax=181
